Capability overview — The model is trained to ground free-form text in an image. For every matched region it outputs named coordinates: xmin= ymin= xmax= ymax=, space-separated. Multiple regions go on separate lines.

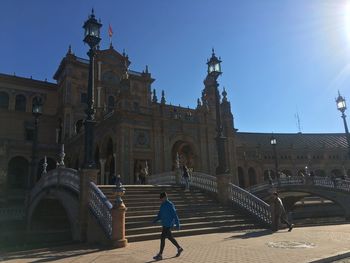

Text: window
xmin=15 ymin=94 xmax=26 ymax=112
xmin=0 ymin=92 xmax=9 ymax=109
xmin=81 ymin=93 xmax=87 ymax=103
xmin=108 ymin=96 xmax=115 ymax=111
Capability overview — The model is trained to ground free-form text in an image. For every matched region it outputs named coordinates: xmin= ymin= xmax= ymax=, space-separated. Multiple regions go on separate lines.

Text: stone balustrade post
xmin=111 ymin=185 xmax=128 ymax=248
xmin=216 ymin=174 xmax=231 ymax=205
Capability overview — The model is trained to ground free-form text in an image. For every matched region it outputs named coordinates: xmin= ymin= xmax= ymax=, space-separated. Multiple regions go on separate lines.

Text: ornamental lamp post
xmin=336 ymin=91 xmax=350 ymax=156
xmin=206 ymin=49 xmax=228 ymax=174
xmin=29 ymin=97 xmax=43 ymax=189
xmin=270 ymin=134 xmax=279 ymax=179
xmin=82 ymin=9 xmax=102 ymax=168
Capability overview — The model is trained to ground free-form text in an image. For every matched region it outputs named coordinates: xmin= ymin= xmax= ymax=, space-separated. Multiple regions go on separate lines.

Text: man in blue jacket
xmin=153 ymin=192 xmax=183 ymax=260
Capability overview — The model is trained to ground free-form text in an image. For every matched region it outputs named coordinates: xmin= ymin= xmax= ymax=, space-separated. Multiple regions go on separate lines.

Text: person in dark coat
xmin=272 ymin=192 xmax=294 ymax=232
xmin=152 ymin=192 xmax=183 ymax=260
xmin=182 ymin=165 xmax=190 ymax=191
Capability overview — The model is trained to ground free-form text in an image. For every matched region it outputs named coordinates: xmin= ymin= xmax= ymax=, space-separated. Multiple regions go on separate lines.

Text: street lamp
xmin=336 ymin=91 xmax=350 ymax=156
xmin=206 ymin=49 xmax=228 ymax=174
xmin=82 ymin=9 xmax=102 ymax=168
xmin=29 ymin=97 xmax=43 ymax=189
xmin=270 ymin=134 xmax=279 ymax=179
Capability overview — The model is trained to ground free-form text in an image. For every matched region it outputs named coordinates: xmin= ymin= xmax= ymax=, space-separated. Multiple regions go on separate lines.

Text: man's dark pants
xmin=159 ymin=226 xmax=180 ymax=254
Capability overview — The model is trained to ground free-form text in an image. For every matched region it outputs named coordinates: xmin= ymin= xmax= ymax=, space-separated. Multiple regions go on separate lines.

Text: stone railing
xmin=148 ymin=171 xmax=176 ymax=185
xmin=30 ymin=167 xmax=80 ymax=202
xmin=228 ymin=183 xmax=272 ymax=226
xmin=248 ymin=176 xmax=350 ymax=195
xmin=89 ymin=182 xmax=113 ymax=239
xmin=190 ymin=172 xmax=217 ymax=193
xmin=0 ymin=207 xmax=25 ymax=221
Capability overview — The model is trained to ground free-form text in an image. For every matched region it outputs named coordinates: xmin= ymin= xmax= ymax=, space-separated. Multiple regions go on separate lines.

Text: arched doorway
xmin=171 ymin=141 xmax=196 ymax=170
xmin=30 ymin=199 xmax=72 ymax=243
xmin=248 ymin=167 xmax=257 ymax=186
xmin=237 ymin=167 xmax=245 ymax=188
xmin=7 ymin=156 xmax=29 ymax=189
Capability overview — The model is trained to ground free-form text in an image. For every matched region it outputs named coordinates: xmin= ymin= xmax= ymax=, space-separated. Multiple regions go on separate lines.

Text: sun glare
xmin=345 ymin=2 xmax=350 ymax=41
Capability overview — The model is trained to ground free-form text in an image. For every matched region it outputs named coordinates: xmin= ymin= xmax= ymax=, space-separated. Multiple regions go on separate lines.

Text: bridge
xmin=248 ymin=176 xmax=350 ymax=219
xmin=14 ymin=166 xmax=350 ymax=248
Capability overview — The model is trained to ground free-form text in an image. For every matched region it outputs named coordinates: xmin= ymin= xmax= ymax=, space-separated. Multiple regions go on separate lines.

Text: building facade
xmin=0 ymin=21 xmax=349 ymax=205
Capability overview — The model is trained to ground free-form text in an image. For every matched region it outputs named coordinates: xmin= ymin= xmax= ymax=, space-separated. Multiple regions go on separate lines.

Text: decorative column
xmin=111 ymin=180 xmax=127 ymax=247
xmin=216 ymin=174 xmax=230 ymax=205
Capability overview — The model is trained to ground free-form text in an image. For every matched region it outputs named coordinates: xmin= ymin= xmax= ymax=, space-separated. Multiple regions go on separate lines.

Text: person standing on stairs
xmin=152 ymin=192 xmax=184 ymax=260
xmin=182 ymin=165 xmax=190 ymax=191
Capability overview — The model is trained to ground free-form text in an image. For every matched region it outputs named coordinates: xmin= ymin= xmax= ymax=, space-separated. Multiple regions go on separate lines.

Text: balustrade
xmin=228 ymin=183 xmax=272 ymax=226
xmin=89 ymin=182 xmax=113 ymax=239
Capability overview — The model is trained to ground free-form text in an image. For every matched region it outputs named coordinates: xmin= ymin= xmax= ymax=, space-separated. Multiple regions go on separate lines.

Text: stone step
xmin=126 ymin=214 xmax=247 ymax=228
xmin=126 ymin=224 xmax=259 ymax=242
xmin=123 ymin=203 xmax=226 ymax=212
xmin=127 ymin=218 xmax=251 ymax=235
xmin=126 ymin=208 xmax=242 ymax=218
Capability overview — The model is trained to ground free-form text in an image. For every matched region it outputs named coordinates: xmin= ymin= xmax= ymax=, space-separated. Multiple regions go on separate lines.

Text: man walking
xmin=272 ymin=192 xmax=294 ymax=232
xmin=153 ymin=192 xmax=183 ymax=260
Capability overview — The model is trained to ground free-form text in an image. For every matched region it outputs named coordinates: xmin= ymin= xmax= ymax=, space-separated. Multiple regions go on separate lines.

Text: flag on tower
xmin=108 ymin=24 xmax=113 ymax=37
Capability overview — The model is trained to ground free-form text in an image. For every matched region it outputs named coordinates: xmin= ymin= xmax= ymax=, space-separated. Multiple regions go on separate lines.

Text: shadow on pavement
xmin=1 ymin=244 xmax=103 ymax=263
xmin=226 ymin=229 xmax=273 ymax=239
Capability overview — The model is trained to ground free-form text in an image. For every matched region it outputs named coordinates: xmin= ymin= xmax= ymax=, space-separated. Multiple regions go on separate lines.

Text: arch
xmin=0 ymin=91 xmax=9 ymax=109
xmin=171 ymin=140 xmax=198 ymax=170
xmin=30 ymin=198 xmax=72 ymax=243
xmin=15 ymin=94 xmax=26 ymax=112
xmin=36 ymin=157 xmax=56 ymax=181
xmin=28 ymin=187 xmax=80 ymax=242
xmin=248 ymin=167 xmax=257 ymax=186
xmin=7 ymin=156 xmax=29 ymax=189
xmin=237 ymin=167 xmax=245 ymax=188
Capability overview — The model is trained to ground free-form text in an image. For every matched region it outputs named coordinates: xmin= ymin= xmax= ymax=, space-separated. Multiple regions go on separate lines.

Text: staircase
xmin=99 ymin=185 xmax=259 ymax=242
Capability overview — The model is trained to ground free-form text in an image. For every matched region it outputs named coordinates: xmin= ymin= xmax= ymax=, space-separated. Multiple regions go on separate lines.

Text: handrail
xmin=248 ymin=176 xmax=350 ymax=194
xmin=29 ymin=167 xmax=79 ymax=202
xmin=190 ymin=172 xmax=217 ymax=193
xmin=89 ymin=182 xmax=113 ymax=239
xmin=228 ymin=183 xmax=272 ymax=226
xmin=148 ymin=171 xmax=176 ymax=185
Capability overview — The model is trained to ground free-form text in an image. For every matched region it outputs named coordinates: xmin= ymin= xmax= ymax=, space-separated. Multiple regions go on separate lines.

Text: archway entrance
xmin=29 ymin=198 xmax=72 ymax=244
xmin=171 ymin=141 xmax=196 ymax=170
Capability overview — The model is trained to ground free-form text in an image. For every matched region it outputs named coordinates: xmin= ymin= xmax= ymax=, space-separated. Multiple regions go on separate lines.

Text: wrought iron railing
xmin=228 ymin=183 xmax=272 ymax=226
xmin=89 ymin=182 xmax=113 ymax=239
xmin=148 ymin=171 xmax=176 ymax=185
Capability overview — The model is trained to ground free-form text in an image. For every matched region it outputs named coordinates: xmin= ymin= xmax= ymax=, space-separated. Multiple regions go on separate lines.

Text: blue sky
xmin=2 ymin=0 xmax=350 ymax=133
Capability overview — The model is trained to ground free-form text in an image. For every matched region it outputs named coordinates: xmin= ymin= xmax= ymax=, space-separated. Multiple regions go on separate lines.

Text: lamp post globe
xmin=336 ymin=91 xmax=350 ymax=156
xmin=82 ymin=9 xmax=102 ymax=168
xmin=83 ymin=9 xmax=102 ymax=49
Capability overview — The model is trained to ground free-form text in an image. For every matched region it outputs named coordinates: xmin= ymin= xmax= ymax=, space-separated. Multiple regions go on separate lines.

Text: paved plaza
xmin=1 ymin=224 xmax=350 ymax=263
